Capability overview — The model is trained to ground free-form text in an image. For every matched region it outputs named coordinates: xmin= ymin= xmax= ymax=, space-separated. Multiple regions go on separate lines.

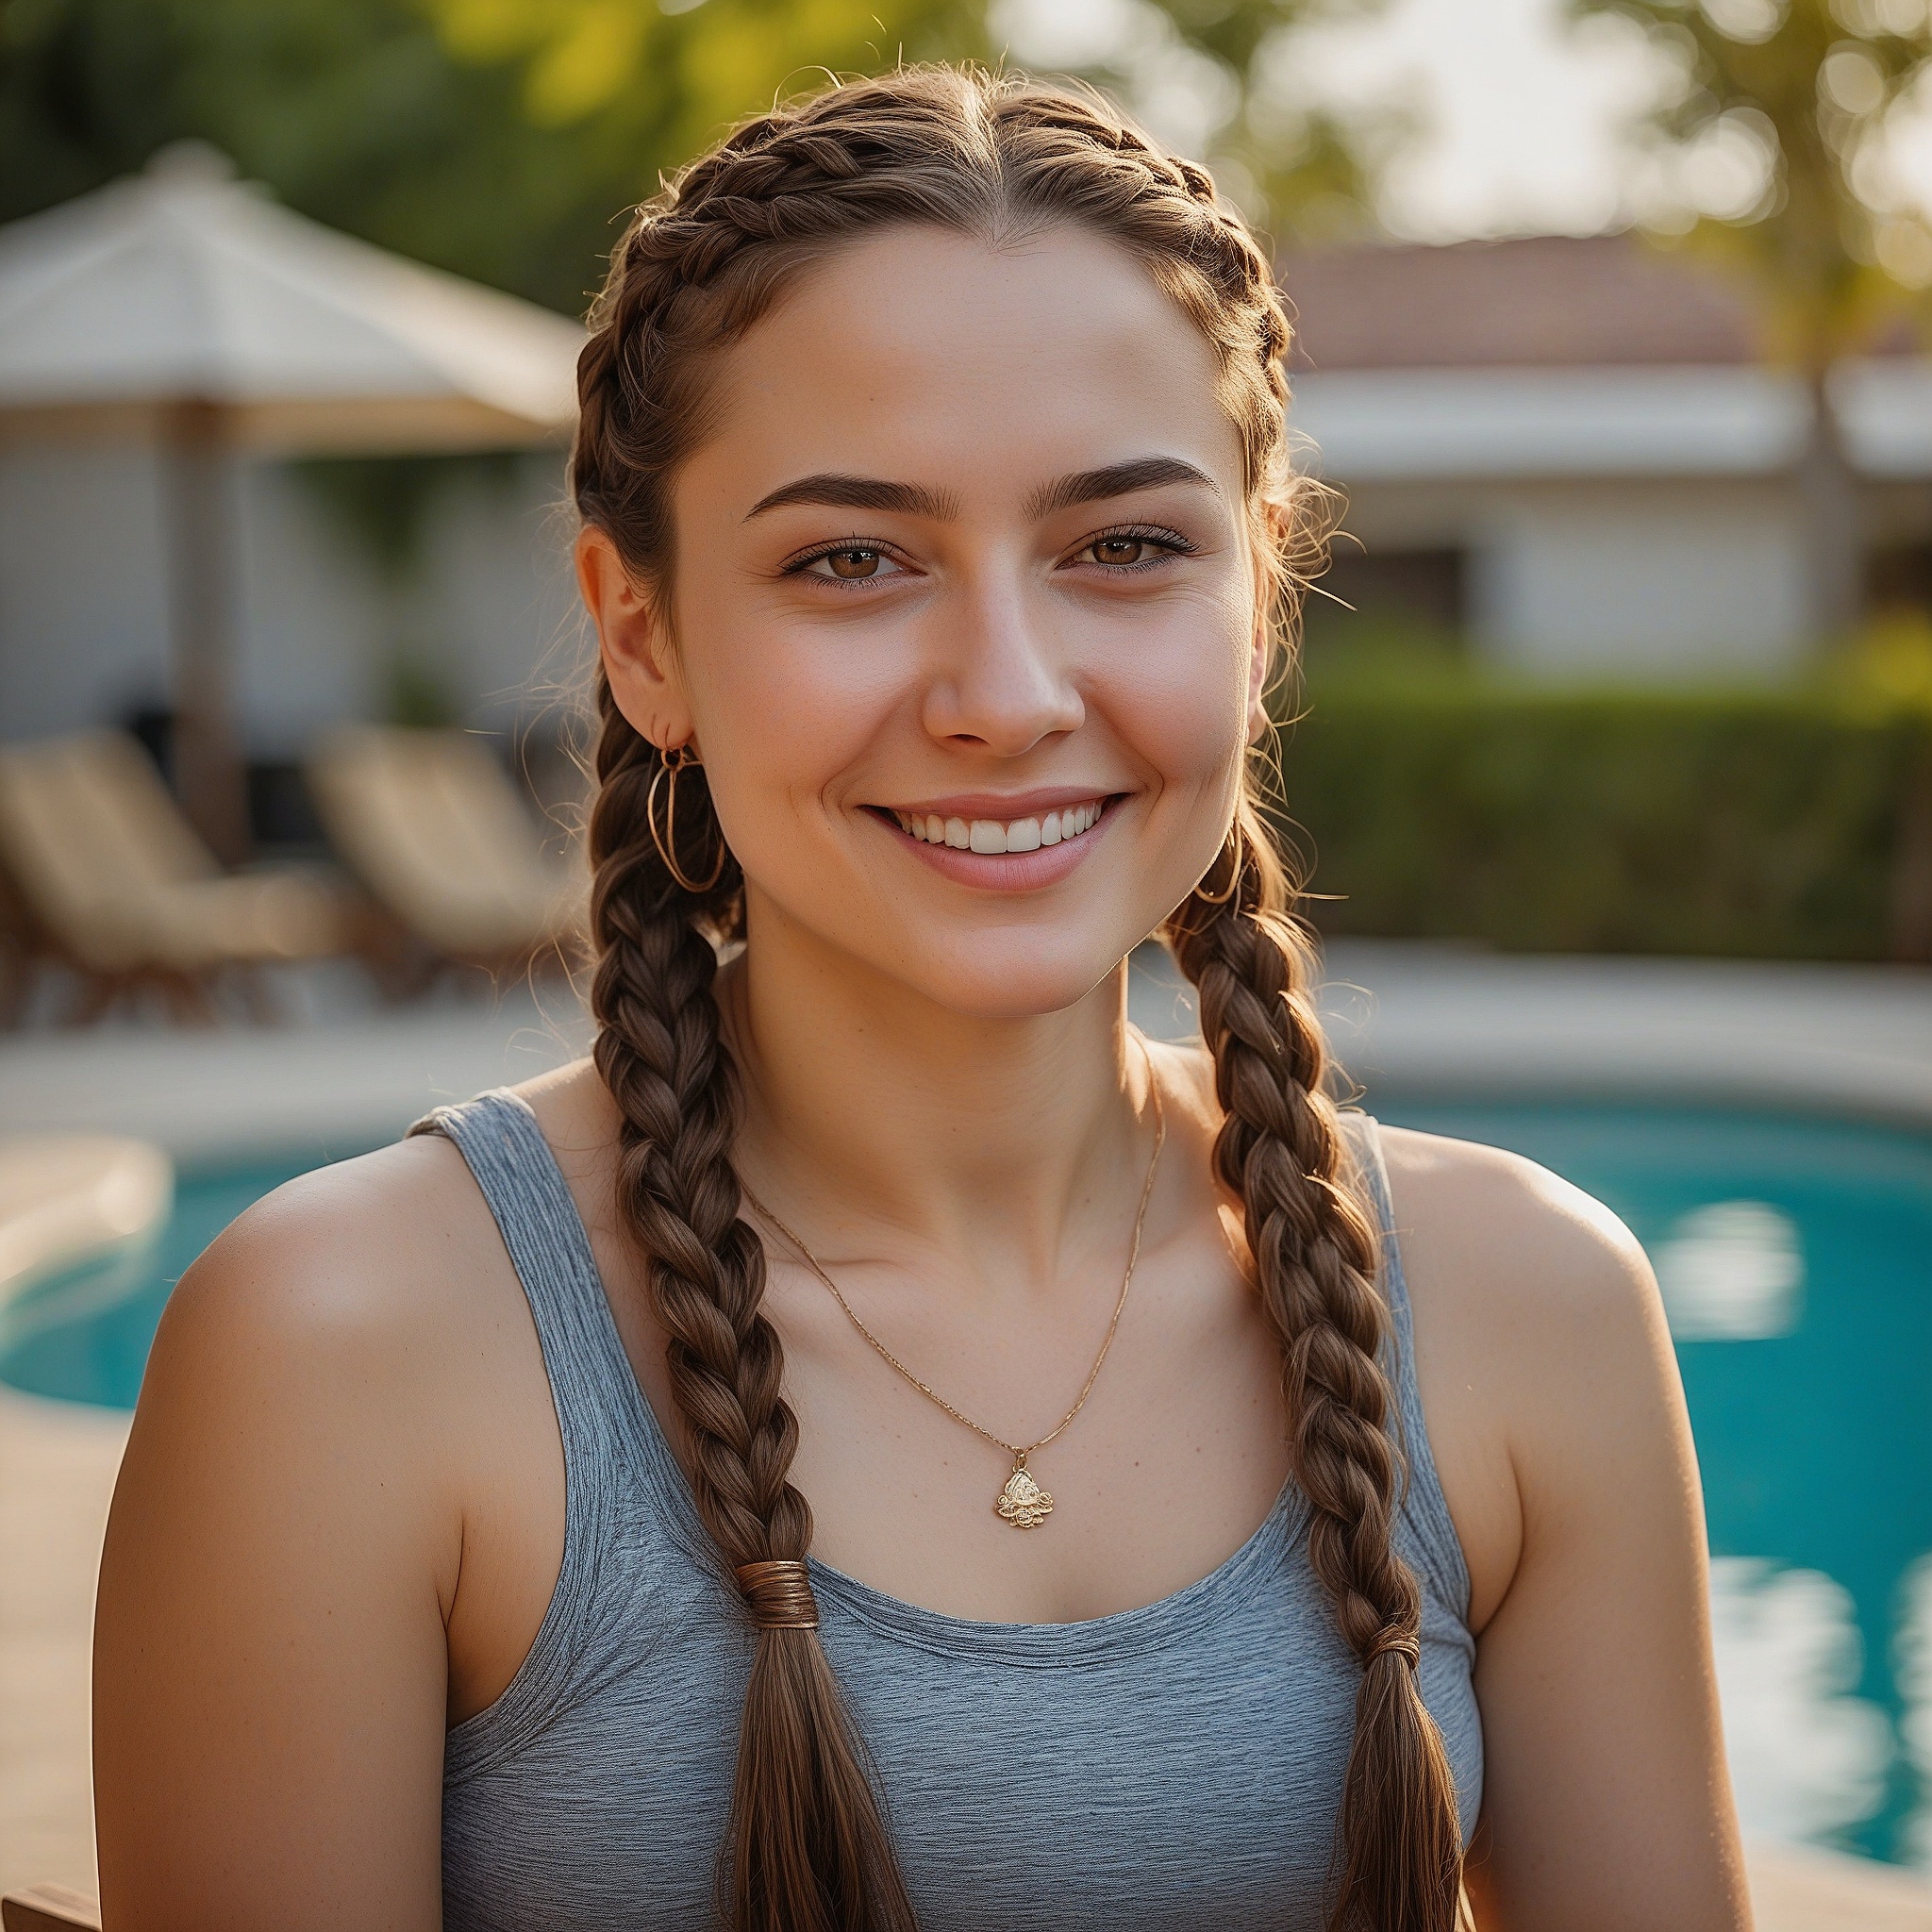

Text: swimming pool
xmin=0 ymin=1151 xmax=345 ymax=1411
xmin=1380 ymin=1100 xmax=1932 ymax=1871
xmin=4 ymin=1100 xmax=1928 ymax=1868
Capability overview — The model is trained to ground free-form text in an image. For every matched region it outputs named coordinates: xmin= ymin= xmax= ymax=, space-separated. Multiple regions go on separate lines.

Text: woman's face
xmin=589 ymin=222 xmax=1267 ymax=1021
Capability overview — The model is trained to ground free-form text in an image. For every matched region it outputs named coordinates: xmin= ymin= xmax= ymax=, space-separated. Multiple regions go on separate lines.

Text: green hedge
xmin=1274 ymin=681 xmax=1932 ymax=960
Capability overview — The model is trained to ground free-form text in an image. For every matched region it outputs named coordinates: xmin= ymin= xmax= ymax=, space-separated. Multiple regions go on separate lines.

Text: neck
xmin=723 ymin=887 xmax=1153 ymax=1289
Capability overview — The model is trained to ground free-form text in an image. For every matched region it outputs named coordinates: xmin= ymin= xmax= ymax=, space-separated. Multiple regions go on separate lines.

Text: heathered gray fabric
xmin=423 ymin=1089 xmax=1482 ymax=1932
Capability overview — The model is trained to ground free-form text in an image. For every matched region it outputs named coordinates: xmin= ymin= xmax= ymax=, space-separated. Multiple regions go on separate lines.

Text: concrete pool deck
xmin=4 ymin=943 xmax=1931 ymax=1921
xmin=0 ymin=1385 xmax=125 ymax=1902
xmin=8 ymin=939 xmax=1929 ymax=1158
xmin=1141 ymin=938 xmax=1932 ymax=1123
xmin=0 ymin=977 xmax=592 ymax=1161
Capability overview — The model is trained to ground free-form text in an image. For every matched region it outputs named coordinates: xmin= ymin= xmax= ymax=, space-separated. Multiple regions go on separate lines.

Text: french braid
xmin=575 ymin=63 xmax=1459 ymax=1932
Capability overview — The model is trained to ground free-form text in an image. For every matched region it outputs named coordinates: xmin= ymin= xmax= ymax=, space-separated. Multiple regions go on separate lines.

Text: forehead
xmin=688 ymin=224 xmax=1242 ymax=511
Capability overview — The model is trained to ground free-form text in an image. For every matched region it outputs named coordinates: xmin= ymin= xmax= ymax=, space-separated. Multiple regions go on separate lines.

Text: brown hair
xmin=573 ymin=63 xmax=1463 ymax=1932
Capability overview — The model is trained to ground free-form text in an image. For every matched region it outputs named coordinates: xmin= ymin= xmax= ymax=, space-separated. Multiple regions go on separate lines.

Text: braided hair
xmin=575 ymin=64 xmax=1462 ymax=1932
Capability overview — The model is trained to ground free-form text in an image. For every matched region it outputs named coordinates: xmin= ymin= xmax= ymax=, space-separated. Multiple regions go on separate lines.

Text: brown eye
xmin=1091 ymin=536 xmax=1146 ymax=567
xmin=824 ymin=547 xmax=882 ymax=579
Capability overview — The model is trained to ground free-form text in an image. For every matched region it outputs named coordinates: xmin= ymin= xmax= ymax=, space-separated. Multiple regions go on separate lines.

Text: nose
xmin=920 ymin=570 xmax=1084 ymax=757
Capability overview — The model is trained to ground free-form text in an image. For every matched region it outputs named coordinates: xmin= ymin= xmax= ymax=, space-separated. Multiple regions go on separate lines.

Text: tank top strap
xmin=408 ymin=1090 xmax=645 ymax=1525
xmin=1340 ymin=1110 xmax=1473 ymax=1621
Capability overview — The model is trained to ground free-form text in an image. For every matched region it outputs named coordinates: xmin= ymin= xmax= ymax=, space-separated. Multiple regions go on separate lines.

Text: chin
xmin=887 ymin=924 xmax=1144 ymax=1023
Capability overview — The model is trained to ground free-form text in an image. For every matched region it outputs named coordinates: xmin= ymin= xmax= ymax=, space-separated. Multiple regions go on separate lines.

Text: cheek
xmin=1100 ymin=585 xmax=1255 ymax=805
xmin=675 ymin=599 xmax=900 ymax=846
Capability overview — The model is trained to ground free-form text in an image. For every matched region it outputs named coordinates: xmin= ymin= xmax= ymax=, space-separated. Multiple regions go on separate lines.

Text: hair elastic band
xmin=1367 ymin=1629 xmax=1421 ymax=1671
xmin=734 ymin=1558 xmax=820 ymax=1630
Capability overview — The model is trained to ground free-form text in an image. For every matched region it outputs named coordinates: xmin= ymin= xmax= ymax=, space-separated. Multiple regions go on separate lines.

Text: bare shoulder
xmin=116 ymin=1100 xmax=565 ymax=1659
xmin=156 ymin=1127 xmax=508 ymax=1382
xmin=95 ymin=1124 xmax=533 ymax=1929
xmin=148 ymin=1057 xmax=617 ymax=1426
xmin=131 ymin=1108 xmax=562 ymax=1560
xmin=1371 ymin=1125 xmax=1738 ymax=1924
xmin=1374 ymin=1121 xmax=1665 ymax=1353
xmin=1371 ymin=1123 xmax=1686 ymax=1624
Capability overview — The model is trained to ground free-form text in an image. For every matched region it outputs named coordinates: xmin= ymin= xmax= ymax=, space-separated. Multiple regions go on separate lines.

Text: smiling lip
xmin=870 ymin=791 xmax=1124 ymax=890
xmin=882 ymin=788 xmax=1117 ymax=821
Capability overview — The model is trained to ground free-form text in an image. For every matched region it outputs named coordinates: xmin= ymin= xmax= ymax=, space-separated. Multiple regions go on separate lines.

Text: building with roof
xmin=1281 ymin=235 xmax=1932 ymax=677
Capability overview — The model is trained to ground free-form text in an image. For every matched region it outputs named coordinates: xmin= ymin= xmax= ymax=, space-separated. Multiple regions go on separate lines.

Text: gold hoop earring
xmin=1192 ymin=824 xmax=1244 ymax=907
xmin=646 ymin=743 xmax=727 ymax=894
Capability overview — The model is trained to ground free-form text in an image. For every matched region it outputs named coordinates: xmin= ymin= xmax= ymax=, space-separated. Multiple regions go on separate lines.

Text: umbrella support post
xmin=163 ymin=399 xmax=250 ymax=865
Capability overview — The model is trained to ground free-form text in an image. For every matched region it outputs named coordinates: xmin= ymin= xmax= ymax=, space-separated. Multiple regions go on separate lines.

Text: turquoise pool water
xmin=0 ymin=1152 xmax=341 ymax=1411
xmin=1379 ymin=1101 xmax=1932 ymax=1869
xmin=4 ymin=1102 xmax=1929 ymax=1866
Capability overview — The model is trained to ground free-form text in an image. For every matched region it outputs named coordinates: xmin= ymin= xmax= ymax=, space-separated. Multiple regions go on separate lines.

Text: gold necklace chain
xmin=739 ymin=1044 xmax=1166 ymax=1530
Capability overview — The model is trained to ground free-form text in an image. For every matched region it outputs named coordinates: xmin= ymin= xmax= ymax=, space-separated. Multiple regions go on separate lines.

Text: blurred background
xmin=4 ymin=2 xmax=1932 ymax=1925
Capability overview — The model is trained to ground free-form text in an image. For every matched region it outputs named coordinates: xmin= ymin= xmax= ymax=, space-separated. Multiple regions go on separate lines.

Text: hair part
xmin=575 ymin=62 xmax=1461 ymax=1932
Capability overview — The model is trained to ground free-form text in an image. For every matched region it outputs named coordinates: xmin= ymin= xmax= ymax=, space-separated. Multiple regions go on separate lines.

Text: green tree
xmin=0 ymin=0 xmax=988 ymax=312
xmin=419 ymin=0 xmax=1376 ymax=247
xmin=0 ymin=0 xmax=1374 ymax=317
xmin=1572 ymin=0 xmax=1932 ymax=639
xmin=979 ymin=0 xmax=1374 ymax=242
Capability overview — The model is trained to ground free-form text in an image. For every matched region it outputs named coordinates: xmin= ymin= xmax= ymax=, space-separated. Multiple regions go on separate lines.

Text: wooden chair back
xmin=308 ymin=724 xmax=581 ymax=965
xmin=0 ymin=733 xmax=217 ymax=974
xmin=1 ymin=1884 xmax=100 ymax=1930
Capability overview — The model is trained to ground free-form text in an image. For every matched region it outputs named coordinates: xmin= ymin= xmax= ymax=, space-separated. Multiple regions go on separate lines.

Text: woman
xmin=92 ymin=66 xmax=1748 ymax=1932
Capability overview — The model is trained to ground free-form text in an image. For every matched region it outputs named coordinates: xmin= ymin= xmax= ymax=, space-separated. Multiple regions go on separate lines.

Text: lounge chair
xmin=0 ymin=732 xmax=347 ymax=1024
xmin=1 ymin=1887 xmax=97 ymax=1930
xmin=306 ymin=724 xmax=584 ymax=988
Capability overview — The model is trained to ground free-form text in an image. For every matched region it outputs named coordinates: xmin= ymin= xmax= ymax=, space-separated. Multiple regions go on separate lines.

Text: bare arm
xmin=1384 ymin=1129 xmax=1751 ymax=1932
xmin=92 ymin=1149 xmax=466 ymax=1931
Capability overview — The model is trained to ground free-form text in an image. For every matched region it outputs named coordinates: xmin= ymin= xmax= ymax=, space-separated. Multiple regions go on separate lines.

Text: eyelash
xmin=782 ymin=537 xmax=903 ymax=584
xmin=780 ymin=524 xmax=1198 ymax=586
xmin=1080 ymin=524 xmax=1196 ymax=572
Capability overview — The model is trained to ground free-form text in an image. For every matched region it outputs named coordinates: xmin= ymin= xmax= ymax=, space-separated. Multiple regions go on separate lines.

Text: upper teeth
xmin=891 ymin=801 xmax=1105 ymax=854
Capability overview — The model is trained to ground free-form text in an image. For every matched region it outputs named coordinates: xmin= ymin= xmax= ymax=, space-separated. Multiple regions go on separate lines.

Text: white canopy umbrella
xmin=0 ymin=142 xmax=585 ymax=858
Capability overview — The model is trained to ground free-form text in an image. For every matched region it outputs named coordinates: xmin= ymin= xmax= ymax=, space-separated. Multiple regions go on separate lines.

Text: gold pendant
xmin=995 ymin=1457 xmax=1053 ymax=1529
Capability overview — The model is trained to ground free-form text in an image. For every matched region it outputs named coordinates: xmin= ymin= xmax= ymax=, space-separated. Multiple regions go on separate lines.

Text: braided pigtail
xmin=589 ymin=687 xmax=914 ymax=1932
xmin=1167 ymin=807 xmax=1463 ymax=1931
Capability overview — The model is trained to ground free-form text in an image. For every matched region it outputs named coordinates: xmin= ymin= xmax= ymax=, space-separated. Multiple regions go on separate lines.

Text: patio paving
xmin=1136 ymin=937 xmax=1932 ymax=1122
xmin=0 ymin=975 xmax=591 ymax=1159
xmin=5 ymin=943 xmax=1931 ymax=1922
xmin=0 ymin=1385 xmax=125 ymax=1902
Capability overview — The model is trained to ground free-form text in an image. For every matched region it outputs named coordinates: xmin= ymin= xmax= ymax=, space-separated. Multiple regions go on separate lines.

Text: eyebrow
xmin=744 ymin=474 xmax=960 ymax=522
xmin=742 ymin=455 xmax=1222 ymax=526
xmin=1023 ymin=456 xmax=1222 ymax=522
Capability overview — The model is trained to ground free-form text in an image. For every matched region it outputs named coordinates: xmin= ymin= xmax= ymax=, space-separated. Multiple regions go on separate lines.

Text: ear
xmin=1244 ymin=549 xmax=1275 ymax=747
xmin=576 ymin=526 xmax=693 ymax=750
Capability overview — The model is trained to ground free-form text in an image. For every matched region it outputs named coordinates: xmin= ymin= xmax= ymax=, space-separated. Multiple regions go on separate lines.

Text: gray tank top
xmin=421 ymin=1090 xmax=1482 ymax=1931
